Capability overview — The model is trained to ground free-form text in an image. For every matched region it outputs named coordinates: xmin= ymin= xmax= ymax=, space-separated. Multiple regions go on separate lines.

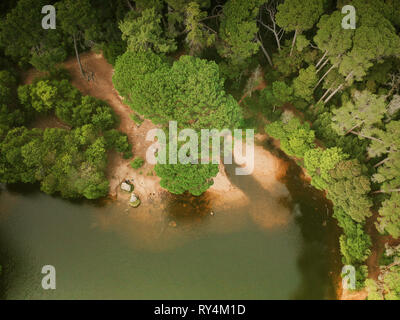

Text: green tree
xmin=292 ymin=65 xmax=318 ymax=102
xmin=113 ymin=52 xmax=242 ymax=130
xmin=0 ymin=0 xmax=67 ymax=69
xmin=276 ymin=0 xmax=324 ymax=56
xmin=334 ymin=207 xmax=371 ymax=265
xmin=112 ymin=50 xmax=167 ymax=98
xmin=57 ymin=0 xmax=97 ymax=77
xmin=0 ymin=70 xmax=25 ymax=137
xmin=265 ymin=117 xmax=315 ymax=158
xmin=131 ymin=157 xmax=145 ymax=169
xmin=218 ymin=0 xmax=263 ymax=78
xmin=313 ymin=11 xmax=355 ymax=89
xmin=272 ymin=81 xmax=293 ymax=105
xmin=0 ymin=127 xmax=42 ymax=183
xmin=368 ymin=121 xmax=400 ymax=193
xmin=339 ymin=227 xmax=372 ymax=265
xmin=328 ymin=160 xmax=373 ymax=223
xmin=155 ymin=161 xmax=219 ymax=196
xmin=304 ymin=147 xmax=347 ymax=190
xmin=184 ymin=2 xmax=216 ymax=55
xmin=119 ymin=8 xmax=177 ymax=54
xmin=366 ymin=242 xmax=400 ymax=300
xmin=376 ymin=193 xmax=400 ymax=239
xmin=318 ymin=7 xmax=400 ymax=104
xmin=331 ymin=90 xmax=387 ymax=141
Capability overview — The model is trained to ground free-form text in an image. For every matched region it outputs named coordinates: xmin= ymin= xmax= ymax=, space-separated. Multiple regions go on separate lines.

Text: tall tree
xmin=57 ymin=0 xmax=97 ymax=77
xmin=0 ymin=0 xmax=67 ymax=69
xmin=313 ymin=11 xmax=355 ymax=90
xmin=328 ymin=160 xmax=373 ymax=223
xmin=119 ymin=8 xmax=177 ymax=54
xmin=331 ymin=90 xmax=387 ymax=141
xmin=184 ymin=2 xmax=216 ymax=55
xmin=218 ymin=0 xmax=264 ymax=77
xmin=376 ymin=193 xmax=400 ymax=239
xmin=276 ymin=0 xmax=324 ymax=56
xmin=369 ymin=121 xmax=400 ymax=194
xmin=318 ymin=7 xmax=400 ymax=104
xmin=113 ymin=51 xmax=242 ymax=130
xmin=292 ymin=65 xmax=318 ymax=102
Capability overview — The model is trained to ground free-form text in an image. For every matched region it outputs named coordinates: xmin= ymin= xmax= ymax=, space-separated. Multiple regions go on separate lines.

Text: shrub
xmin=130 ymin=157 xmax=144 ymax=169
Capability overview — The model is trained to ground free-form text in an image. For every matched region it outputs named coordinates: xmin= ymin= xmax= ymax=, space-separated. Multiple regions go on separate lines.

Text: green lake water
xmin=0 ymin=144 xmax=340 ymax=300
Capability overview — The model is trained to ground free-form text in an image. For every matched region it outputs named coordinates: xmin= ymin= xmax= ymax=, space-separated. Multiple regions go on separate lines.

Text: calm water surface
xmin=0 ymin=144 xmax=340 ymax=299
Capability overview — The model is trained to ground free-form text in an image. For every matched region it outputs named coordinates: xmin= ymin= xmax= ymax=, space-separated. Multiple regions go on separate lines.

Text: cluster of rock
xmin=120 ymin=180 xmax=141 ymax=208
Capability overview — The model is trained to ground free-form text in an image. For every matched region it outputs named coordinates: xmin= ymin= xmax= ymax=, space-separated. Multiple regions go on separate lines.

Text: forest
xmin=1 ymin=0 xmax=400 ymax=299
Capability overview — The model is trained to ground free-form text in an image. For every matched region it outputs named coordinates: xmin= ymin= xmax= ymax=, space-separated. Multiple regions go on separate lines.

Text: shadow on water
xmin=158 ymin=137 xmax=341 ymax=299
xmin=263 ymin=138 xmax=341 ymax=299
xmin=220 ymin=138 xmax=341 ymax=299
xmin=164 ymin=193 xmax=213 ymax=226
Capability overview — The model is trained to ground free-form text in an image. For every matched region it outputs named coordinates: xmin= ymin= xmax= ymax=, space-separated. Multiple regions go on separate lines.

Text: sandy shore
xmin=23 ymin=52 xmax=291 ymax=227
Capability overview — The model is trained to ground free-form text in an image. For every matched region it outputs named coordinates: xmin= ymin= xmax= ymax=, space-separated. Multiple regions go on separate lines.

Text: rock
xmin=121 ymin=182 xmax=133 ymax=193
xmin=129 ymin=193 xmax=141 ymax=208
xmin=129 ymin=199 xmax=141 ymax=208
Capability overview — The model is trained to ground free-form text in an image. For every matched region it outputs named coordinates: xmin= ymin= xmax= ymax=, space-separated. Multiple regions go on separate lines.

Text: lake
xmin=0 ymin=144 xmax=340 ymax=300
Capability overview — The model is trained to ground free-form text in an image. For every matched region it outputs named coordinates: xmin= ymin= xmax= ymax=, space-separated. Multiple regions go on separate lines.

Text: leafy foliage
xmin=265 ymin=117 xmax=315 ymax=158
xmin=0 ymin=126 xmax=109 ymax=199
xmin=155 ymin=161 xmax=219 ymax=196
xmin=120 ymin=8 xmax=177 ymax=54
xmin=131 ymin=157 xmax=145 ymax=169
xmin=113 ymin=51 xmax=242 ymax=130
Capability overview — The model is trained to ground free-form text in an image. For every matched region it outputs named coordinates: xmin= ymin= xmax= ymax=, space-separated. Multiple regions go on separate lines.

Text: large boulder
xmin=121 ymin=182 xmax=133 ymax=193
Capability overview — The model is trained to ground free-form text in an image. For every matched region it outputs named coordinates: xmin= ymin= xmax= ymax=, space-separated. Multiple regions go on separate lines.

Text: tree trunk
xmin=349 ymin=130 xmax=384 ymax=143
xmin=345 ymin=121 xmax=364 ymax=135
xmin=323 ymin=84 xmax=344 ymax=104
xmin=323 ymin=72 xmax=354 ymax=104
xmin=257 ymin=37 xmax=273 ymax=67
xmin=126 ymin=0 xmax=134 ymax=10
xmin=318 ymin=86 xmax=332 ymax=103
xmin=316 ymin=50 xmax=328 ymax=68
xmin=73 ymin=33 xmax=85 ymax=78
xmin=316 ymin=57 xmax=330 ymax=73
xmin=274 ymin=31 xmax=281 ymax=51
xmin=257 ymin=19 xmax=281 ymax=51
xmin=373 ymin=189 xmax=400 ymax=194
xmin=314 ymin=64 xmax=336 ymax=90
xmin=290 ymin=29 xmax=298 ymax=57
xmin=374 ymin=157 xmax=390 ymax=168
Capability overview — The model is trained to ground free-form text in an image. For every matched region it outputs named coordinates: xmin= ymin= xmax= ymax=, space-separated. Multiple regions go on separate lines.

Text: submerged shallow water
xmin=0 ymin=144 xmax=340 ymax=300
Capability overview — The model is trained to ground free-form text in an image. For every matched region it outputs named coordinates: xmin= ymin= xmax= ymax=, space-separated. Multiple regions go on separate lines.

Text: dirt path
xmin=24 ymin=52 xmax=165 ymax=203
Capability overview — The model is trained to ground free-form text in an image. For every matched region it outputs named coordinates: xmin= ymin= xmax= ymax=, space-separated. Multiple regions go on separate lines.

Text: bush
xmin=130 ymin=157 xmax=144 ymax=169
xmin=123 ymin=150 xmax=133 ymax=159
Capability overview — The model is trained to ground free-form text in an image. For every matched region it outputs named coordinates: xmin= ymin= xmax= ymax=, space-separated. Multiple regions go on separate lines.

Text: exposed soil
xmin=22 ymin=51 xmax=293 ymax=225
xmin=24 ymin=52 xmax=164 ymax=204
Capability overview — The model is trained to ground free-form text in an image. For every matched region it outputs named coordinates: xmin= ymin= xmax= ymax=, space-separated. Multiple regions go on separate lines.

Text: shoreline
xmin=23 ymin=51 xmax=342 ymax=298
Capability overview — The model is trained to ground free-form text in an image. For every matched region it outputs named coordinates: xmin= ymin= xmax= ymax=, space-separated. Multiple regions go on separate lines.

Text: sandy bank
xmin=23 ymin=52 xmax=292 ymax=230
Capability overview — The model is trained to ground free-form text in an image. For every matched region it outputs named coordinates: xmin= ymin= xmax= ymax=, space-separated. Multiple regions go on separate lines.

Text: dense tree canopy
xmin=113 ymin=51 xmax=242 ymax=130
xmin=2 ymin=0 xmax=400 ymax=297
